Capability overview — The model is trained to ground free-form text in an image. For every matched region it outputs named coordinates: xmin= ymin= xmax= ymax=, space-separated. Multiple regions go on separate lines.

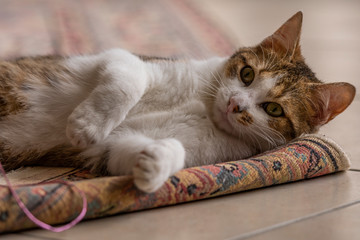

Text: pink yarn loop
xmin=0 ymin=161 xmax=87 ymax=232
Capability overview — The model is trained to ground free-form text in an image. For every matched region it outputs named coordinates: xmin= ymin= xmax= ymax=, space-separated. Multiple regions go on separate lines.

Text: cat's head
xmin=210 ymin=11 xmax=355 ymax=150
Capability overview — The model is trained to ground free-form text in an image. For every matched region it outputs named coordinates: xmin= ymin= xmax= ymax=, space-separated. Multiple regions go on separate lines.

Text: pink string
xmin=0 ymin=161 xmax=87 ymax=232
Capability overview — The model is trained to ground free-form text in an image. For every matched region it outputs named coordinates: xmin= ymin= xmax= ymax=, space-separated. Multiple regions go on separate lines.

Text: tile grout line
xmin=225 ymin=199 xmax=360 ymax=240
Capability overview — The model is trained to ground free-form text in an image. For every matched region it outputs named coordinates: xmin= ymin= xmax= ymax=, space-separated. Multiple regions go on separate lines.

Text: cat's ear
xmin=311 ymin=82 xmax=356 ymax=126
xmin=259 ymin=11 xmax=303 ymax=61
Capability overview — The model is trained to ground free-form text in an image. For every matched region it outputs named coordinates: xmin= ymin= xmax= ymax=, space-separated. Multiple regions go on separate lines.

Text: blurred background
xmin=0 ymin=0 xmax=359 ymax=167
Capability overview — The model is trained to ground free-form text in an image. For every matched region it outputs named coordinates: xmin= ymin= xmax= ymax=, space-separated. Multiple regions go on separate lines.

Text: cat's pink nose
xmin=227 ymin=97 xmax=243 ymax=113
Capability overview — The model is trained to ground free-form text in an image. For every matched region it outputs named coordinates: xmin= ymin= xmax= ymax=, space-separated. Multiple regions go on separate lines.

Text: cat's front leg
xmin=66 ymin=49 xmax=148 ymax=148
xmin=88 ymin=134 xmax=186 ymax=192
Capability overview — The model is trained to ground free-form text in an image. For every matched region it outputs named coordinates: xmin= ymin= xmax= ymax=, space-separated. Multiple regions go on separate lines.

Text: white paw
xmin=66 ymin=108 xmax=108 ymax=148
xmin=133 ymin=139 xmax=185 ymax=193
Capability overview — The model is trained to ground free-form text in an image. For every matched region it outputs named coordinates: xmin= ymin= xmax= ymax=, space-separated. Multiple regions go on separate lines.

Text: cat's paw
xmin=133 ymin=139 xmax=185 ymax=193
xmin=66 ymin=107 xmax=108 ymax=148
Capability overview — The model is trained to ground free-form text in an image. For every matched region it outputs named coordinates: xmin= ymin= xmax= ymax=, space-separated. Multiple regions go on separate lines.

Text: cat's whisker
xmin=259 ymin=44 xmax=267 ymax=69
xmin=267 ymin=37 xmax=282 ymax=71
xmin=197 ymin=81 xmax=219 ymax=98
xmin=197 ymin=91 xmax=217 ymax=99
xmin=197 ymin=63 xmax=225 ymax=91
xmin=197 ymin=70 xmax=219 ymax=87
xmin=250 ymin=122 xmax=286 ymax=148
xmin=197 ymin=75 xmax=219 ymax=92
xmin=248 ymin=128 xmax=272 ymax=150
xmin=245 ymin=47 xmax=261 ymax=65
xmin=264 ymin=37 xmax=275 ymax=70
xmin=264 ymin=51 xmax=273 ymax=70
xmin=247 ymin=129 xmax=264 ymax=152
xmin=198 ymin=82 xmax=217 ymax=94
xmin=268 ymin=55 xmax=278 ymax=71
xmin=267 ymin=49 xmax=278 ymax=71
xmin=258 ymin=123 xmax=286 ymax=141
xmin=208 ymin=70 xmax=225 ymax=89
xmin=199 ymin=90 xmax=217 ymax=97
xmin=214 ymin=69 xmax=225 ymax=88
xmin=196 ymin=81 xmax=218 ymax=95
xmin=235 ymin=124 xmax=267 ymax=152
xmin=196 ymin=91 xmax=216 ymax=101
xmin=255 ymin=128 xmax=276 ymax=146
xmin=205 ymin=81 xmax=220 ymax=93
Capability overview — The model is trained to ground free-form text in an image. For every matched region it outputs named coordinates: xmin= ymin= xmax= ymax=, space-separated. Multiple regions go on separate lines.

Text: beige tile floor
xmin=2 ymin=0 xmax=360 ymax=239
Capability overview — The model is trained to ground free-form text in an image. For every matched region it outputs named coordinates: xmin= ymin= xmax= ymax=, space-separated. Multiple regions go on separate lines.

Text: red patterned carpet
xmin=0 ymin=0 xmax=235 ymax=59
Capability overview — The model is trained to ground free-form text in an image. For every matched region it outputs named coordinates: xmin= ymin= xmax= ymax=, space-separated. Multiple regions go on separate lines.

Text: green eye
xmin=263 ymin=102 xmax=284 ymax=117
xmin=240 ymin=66 xmax=255 ymax=85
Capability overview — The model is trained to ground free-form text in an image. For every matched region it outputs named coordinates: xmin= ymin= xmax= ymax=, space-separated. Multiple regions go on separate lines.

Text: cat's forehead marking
xmin=259 ymin=72 xmax=279 ymax=88
xmin=266 ymin=74 xmax=309 ymax=101
xmin=249 ymin=72 xmax=280 ymax=101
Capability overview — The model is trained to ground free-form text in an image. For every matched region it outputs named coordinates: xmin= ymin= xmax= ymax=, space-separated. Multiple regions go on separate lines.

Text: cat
xmin=0 ymin=11 xmax=355 ymax=192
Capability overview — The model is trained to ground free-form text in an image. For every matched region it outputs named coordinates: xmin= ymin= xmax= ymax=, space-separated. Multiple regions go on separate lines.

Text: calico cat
xmin=0 ymin=12 xmax=355 ymax=192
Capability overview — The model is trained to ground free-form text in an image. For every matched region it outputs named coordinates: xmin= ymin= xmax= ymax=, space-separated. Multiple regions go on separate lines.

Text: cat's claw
xmin=133 ymin=139 xmax=185 ymax=193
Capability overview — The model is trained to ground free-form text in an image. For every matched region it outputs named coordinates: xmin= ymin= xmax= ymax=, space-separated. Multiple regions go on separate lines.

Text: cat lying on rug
xmin=0 ymin=12 xmax=355 ymax=192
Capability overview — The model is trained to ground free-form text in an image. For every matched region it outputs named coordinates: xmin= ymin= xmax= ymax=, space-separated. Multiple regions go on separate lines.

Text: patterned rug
xmin=0 ymin=135 xmax=350 ymax=232
xmin=0 ymin=0 xmax=351 ymax=233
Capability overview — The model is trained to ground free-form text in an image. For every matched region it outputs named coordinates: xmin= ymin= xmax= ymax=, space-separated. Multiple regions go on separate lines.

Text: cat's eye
xmin=263 ymin=102 xmax=284 ymax=117
xmin=240 ymin=66 xmax=255 ymax=86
